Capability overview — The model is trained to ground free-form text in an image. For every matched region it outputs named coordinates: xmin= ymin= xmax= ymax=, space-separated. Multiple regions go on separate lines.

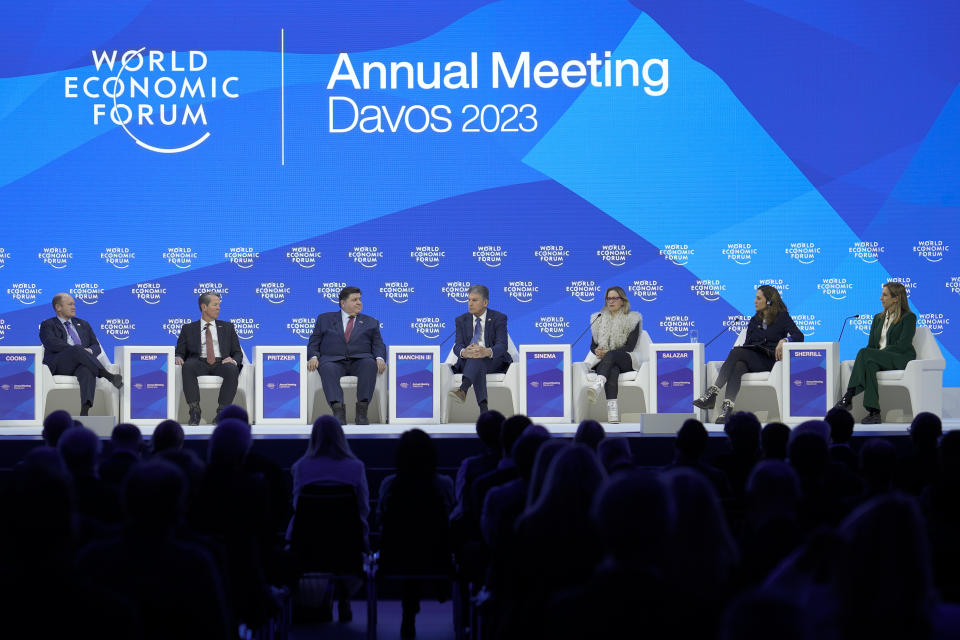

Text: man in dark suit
xmin=175 ymin=291 xmax=243 ymax=425
xmin=449 ymin=284 xmax=511 ymax=415
xmin=39 ymin=293 xmax=123 ymax=416
xmin=307 ymin=286 xmax=386 ymax=425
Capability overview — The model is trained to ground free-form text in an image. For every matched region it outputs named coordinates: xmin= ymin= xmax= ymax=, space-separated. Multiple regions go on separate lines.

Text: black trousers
xmin=714 ymin=347 xmax=775 ymax=402
xmin=592 ymin=351 xmax=634 ymax=400
xmin=318 ymin=357 xmax=377 ymax=405
xmin=49 ymin=346 xmax=108 ymax=406
xmin=457 ymin=356 xmax=509 ymax=404
xmin=181 ymin=357 xmax=239 ymax=406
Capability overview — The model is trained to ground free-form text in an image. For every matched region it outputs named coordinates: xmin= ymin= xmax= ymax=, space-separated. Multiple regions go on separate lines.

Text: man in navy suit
xmin=39 ymin=293 xmax=123 ymax=416
xmin=449 ymin=285 xmax=511 ymax=415
xmin=307 ymin=286 xmax=387 ymax=425
xmin=175 ymin=291 xmax=243 ymax=425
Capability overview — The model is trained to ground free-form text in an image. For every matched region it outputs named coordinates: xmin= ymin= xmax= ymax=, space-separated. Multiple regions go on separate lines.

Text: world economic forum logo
xmin=38 ymin=247 xmax=72 ymax=269
xmin=411 ymin=317 xmax=445 ymax=339
xmin=64 ymin=48 xmax=239 ymax=154
xmin=723 ymin=243 xmax=756 ymax=265
xmin=163 ymin=247 xmax=197 ymax=269
xmin=230 ymin=317 xmax=260 ymax=340
xmin=566 ymin=280 xmax=601 ymax=303
xmin=535 ymin=245 xmax=569 ymax=267
xmin=918 ymin=313 xmax=950 ymax=336
xmin=101 ymin=247 xmax=134 ymax=269
xmin=913 ymin=240 xmax=949 ymax=263
xmin=946 ymin=277 xmax=960 ymax=296
xmin=660 ymin=315 xmax=695 ymax=339
xmin=0 ymin=247 xmax=10 ymax=269
xmin=411 ymin=246 xmax=444 ymax=268
xmin=349 ymin=246 xmax=382 ymax=268
xmin=287 ymin=317 xmax=315 ymax=340
xmin=474 ymin=245 xmax=507 ymax=268
xmin=691 ymin=279 xmax=726 ymax=302
xmin=659 ymin=244 xmax=692 ymax=266
xmin=598 ymin=244 xmax=631 ymax=267
xmin=193 ymin=282 xmax=229 ymax=297
xmin=793 ymin=314 xmax=822 ymax=338
xmin=723 ymin=314 xmax=751 ymax=336
xmin=256 ymin=282 xmax=290 ymax=304
xmin=535 ymin=316 xmax=569 ymax=339
xmin=504 ymin=281 xmax=538 ymax=303
xmin=7 ymin=283 xmax=42 ymax=305
xmin=852 ymin=316 xmax=873 ymax=336
xmin=442 ymin=281 xmax=471 ymax=303
xmin=101 ymin=318 xmax=135 ymax=340
xmin=888 ymin=277 xmax=917 ymax=298
xmin=818 ymin=278 xmax=853 ymax=300
xmin=849 ymin=241 xmax=885 ymax=264
xmin=70 ymin=283 xmax=105 ymax=305
xmin=756 ymin=278 xmax=789 ymax=293
xmin=381 ymin=282 xmax=415 ymax=304
xmin=0 ymin=319 xmax=10 ymax=340
xmin=628 ymin=280 xmax=663 ymax=303
xmin=225 ymin=247 xmax=259 ymax=269
xmin=785 ymin=242 xmax=820 ymax=265
xmin=286 ymin=246 xmax=323 ymax=269
xmin=131 ymin=282 xmax=166 ymax=305
xmin=318 ymin=281 xmax=348 ymax=304
xmin=162 ymin=317 xmax=192 ymax=337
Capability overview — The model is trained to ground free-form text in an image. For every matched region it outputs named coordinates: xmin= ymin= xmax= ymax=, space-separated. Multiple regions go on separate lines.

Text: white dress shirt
xmin=200 ymin=320 xmax=221 ymax=358
xmin=879 ymin=313 xmax=893 ymax=350
xmin=57 ymin=314 xmax=77 ymax=345
xmin=460 ymin=311 xmax=487 ymax=357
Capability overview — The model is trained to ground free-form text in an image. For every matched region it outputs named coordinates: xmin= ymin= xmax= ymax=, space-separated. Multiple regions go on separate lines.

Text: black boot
xmin=862 ymin=408 xmax=882 ymax=425
xmin=834 ymin=388 xmax=854 ymax=411
xmin=693 ymin=385 xmax=719 ymax=410
xmin=188 ymin=401 xmax=202 ymax=426
xmin=215 ymin=406 xmax=226 ymax=423
xmin=715 ymin=399 xmax=734 ymax=424
xmin=331 ymin=402 xmax=347 ymax=425
xmin=355 ymin=401 xmax=370 ymax=425
xmin=97 ymin=369 xmax=123 ymax=389
xmin=80 ymin=402 xmax=92 ymax=416
xmin=478 ymin=399 xmax=489 ymax=413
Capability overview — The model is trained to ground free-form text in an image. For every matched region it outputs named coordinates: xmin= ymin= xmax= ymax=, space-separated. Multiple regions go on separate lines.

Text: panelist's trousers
xmin=49 ymin=346 xmax=109 ymax=407
xmin=181 ymin=358 xmax=239 ymax=407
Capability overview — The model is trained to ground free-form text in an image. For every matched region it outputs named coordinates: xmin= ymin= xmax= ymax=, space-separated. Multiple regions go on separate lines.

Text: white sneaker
xmin=606 ymin=399 xmax=620 ymax=424
xmin=586 ymin=375 xmax=606 ymax=404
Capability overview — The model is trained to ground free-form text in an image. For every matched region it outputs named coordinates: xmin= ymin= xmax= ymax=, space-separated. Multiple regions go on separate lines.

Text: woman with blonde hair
xmin=835 ymin=282 xmax=916 ymax=424
xmin=586 ymin=286 xmax=642 ymax=423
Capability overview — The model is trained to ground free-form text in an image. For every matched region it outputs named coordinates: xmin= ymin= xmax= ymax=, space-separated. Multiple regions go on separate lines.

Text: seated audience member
xmin=42 ymin=409 xmax=75 ymax=446
xmin=58 ymin=426 xmax=122 ymax=525
xmin=825 ymin=407 xmax=857 ymax=471
xmin=468 ymin=414 xmax=532 ymax=524
xmin=788 ymin=432 xmax=850 ymax=532
xmin=597 ymin=437 xmax=635 ymax=475
xmin=712 ymin=411 xmax=762 ymax=501
xmin=858 ymin=438 xmax=898 ymax=500
xmin=921 ymin=430 xmax=960 ymax=603
xmin=77 ymin=460 xmax=231 ymax=640
xmin=378 ymin=429 xmax=455 ymax=639
xmin=667 ymin=418 xmax=732 ymax=500
xmin=662 ymin=468 xmax=741 ymax=639
xmin=573 ymin=419 xmax=605 ymax=451
xmin=897 ymin=412 xmax=942 ymax=495
xmin=739 ymin=461 xmax=803 ymax=586
xmin=760 ymin=422 xmax=790 ymax=460
xmin=547 ymin=471 xmax=675 ymax=640
xmin=454 ymin=410 xmax=504 ymax=508
xmin=99 ymin=423 xmax=142 ymax=488
xmin=720 ymin=589 xmax=807 ymax=640
xmin=151 ymin=419 xmax=185 ymax=454
xmin=526 ymin=440 xmax=569 ymax=507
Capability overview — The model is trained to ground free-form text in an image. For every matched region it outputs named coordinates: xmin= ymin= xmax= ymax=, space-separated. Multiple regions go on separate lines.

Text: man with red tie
xmin=40 ymin=293 xmax=123 ymax=416
xmin=175 ymin=291 xmax=243 ymax=425
xmin=307 ymin=286 xmax=387 ymax=425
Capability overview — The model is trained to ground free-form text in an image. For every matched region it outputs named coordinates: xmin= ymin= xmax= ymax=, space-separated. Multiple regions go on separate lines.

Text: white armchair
xmin=572 ymin=330 xmax=651 ymax=422
xmin=839 ymin=326 xmax=945 ymax=423
xmin=175 ymin=346 xmax=254 ymax=424
xmin=705 ymin=329 xmax=783 ymax=422
xmin=42 ymin=350 xmax=121 ymax=418
xmin=308 ymin=369 xmax=388 ymax=424
xmin=440 ymin=337 xmax=520 ymax=423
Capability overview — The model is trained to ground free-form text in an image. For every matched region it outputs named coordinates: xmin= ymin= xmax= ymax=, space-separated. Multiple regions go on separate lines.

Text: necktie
xmin=344 ymin=315 xmax=356 ymax=343
xmin=471 ymin=317 xmax=482 ymax=345
xmin=205 ymin=323 xmax=216 ymax=364
xmin=64 ymin=321 xmax=82 ymax=346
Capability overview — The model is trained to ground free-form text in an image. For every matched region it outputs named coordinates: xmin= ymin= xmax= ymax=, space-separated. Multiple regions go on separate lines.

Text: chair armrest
xmin=903 ymin=357 xmax=946 ymax=375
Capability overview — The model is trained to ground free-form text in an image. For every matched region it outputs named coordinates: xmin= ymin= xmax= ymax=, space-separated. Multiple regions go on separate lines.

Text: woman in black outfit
xmin=694 ymin=285 xmax=803 ymax=423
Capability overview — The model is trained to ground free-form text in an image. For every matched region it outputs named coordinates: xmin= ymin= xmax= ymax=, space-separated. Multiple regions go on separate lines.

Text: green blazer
xmin=866 ymin=310 xmax=917 ymax=363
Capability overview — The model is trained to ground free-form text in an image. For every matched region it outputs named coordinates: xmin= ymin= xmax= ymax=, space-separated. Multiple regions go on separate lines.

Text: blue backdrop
xmin=1 ymin=0 xmax=958 ymax=384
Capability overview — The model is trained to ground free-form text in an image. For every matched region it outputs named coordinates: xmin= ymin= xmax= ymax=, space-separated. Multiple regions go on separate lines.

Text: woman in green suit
xmin=835 ymin=282 xmax=916 ymax=424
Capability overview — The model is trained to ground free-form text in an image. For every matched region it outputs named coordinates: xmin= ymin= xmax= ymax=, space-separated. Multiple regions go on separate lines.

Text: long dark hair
xmin=305 ymin=415 xmax=355 ymax=460
xmin=757 ymin=285 xmax=787 ymax=325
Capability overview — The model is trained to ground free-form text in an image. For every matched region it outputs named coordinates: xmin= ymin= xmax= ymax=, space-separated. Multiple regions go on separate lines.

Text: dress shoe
xmin=80 ymin=402 xmax=92 ymax=417
xmin=862 ymin=410 xmax=882 ymax=425
xmin=586 ymin=375 xmax=606 ymax=404
xmin=187 ymin=402 xmax=202 ymax=426
xmin=449 ymin=388 xmax=467 ymax=404
xmin=693 ymin=385 xmax=719 ymax=410
xmin=834 ymin=390 xmax=853 ymax=412
xmin=715 ymin=399 xmax=734 ymax=424
xmin=355 ymin=401 xmax=370 ymax=425
xmin=331 ymin=403 xmax=347 ymax=425
xmin=108 ymin=372 xmax=124 ymax=389
xmin=337 ymin=599 xmax=353 ymax=623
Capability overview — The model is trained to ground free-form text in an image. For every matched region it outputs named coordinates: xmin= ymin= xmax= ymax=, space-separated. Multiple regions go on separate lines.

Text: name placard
xmin=789 ymin=349 xmax=828 ymax=417
xmin=129 ymin=352 xmax=168 ymax=419
xmin=261 ymin=352 xmax=301 ymax=419
xmin=395 ymin=351 xmax=435 ymax=419
xmin=655 ymin=349 xmax=694 ymax=413
xmin=0 ymin=352 xmax=37 ymax=421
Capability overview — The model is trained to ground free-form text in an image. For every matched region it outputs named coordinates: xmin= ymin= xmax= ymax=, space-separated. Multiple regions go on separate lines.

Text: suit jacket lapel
xmin=483 ymin=315 xmax=490 ymax=344
xmin=216 ymin=321 xmax=228 ymax=354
